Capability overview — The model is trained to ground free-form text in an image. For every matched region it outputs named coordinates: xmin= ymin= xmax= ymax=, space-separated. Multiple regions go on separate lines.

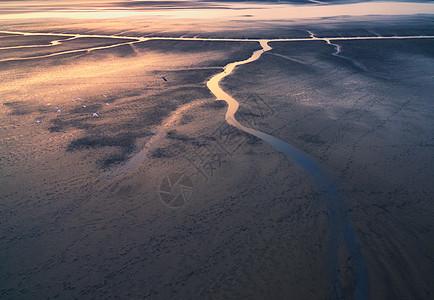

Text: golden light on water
xmin=1 ymin=1 xmax=434 ymax=20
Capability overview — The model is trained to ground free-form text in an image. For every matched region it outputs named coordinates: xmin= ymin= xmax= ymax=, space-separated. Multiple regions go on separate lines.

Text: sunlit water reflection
xmin=1 ymin=1 xmax=433 ymax=20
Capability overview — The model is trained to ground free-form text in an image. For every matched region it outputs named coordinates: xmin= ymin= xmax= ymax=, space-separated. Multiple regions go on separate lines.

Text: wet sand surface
xmin=1 ymin=13 xmax=433 ymax=300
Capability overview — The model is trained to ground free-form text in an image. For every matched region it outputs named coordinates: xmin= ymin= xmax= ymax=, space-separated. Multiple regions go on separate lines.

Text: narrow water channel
xmin=206 ymin=40 xmax=369 ymax=300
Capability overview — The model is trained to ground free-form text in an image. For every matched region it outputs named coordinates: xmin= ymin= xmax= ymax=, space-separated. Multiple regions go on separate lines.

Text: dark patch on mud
xmin=298 ymin=134 xmax=325 ymax=145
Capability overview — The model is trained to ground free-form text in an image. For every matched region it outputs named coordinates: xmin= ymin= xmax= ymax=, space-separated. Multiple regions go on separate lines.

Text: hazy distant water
xmin=1 ymin=0 xmax=434 ymax=20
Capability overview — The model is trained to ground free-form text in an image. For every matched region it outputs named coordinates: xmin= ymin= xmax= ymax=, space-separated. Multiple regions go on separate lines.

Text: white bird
xmin=71 ymin=99 xmax=75 ymax=102
xmin=103 ymin=94 xmax=107 ymax=97
xmin=57 ymin=109 xmax=61 ymax=113
xmin=93 ymin=112 xmax=99 ymax=117
xmin=105 ymin=102 xmax=109 ymax=106
xmin=54 ymin=106 xmax=58 ymax=110
xmin=77 ymin=97 xmax=82 ymax=100
xmin=35 ymin=120 xmax=41 ymax=123
xmin=82 ymin=105 xmax=87 ymax=108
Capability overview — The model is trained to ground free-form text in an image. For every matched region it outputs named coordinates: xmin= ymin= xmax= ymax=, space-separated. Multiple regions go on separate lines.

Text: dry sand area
xmin=1 ymin=14 xmax=433 ymax=300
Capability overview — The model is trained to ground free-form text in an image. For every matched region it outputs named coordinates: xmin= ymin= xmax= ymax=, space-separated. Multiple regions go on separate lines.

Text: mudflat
xmin=0 ymin=7 xmax=433 ymax=300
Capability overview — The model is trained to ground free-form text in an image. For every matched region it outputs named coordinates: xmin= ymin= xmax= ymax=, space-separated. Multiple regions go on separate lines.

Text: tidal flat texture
xmin=1 ymin=12 xmax=433 ymax=300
